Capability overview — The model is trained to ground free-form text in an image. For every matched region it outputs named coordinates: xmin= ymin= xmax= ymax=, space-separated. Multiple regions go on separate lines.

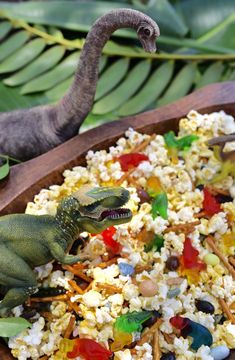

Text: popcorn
xmin=9 ymin=110 xmax=235 ymax=359
xmin=82 ymin=290 xmax=103 ymax=307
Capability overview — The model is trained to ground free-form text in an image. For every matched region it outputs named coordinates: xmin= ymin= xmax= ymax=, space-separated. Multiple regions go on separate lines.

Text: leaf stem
xmin=2 ymin=15 xmax=235 ymax=61
xmin=0 ymin=154 xmax=21 ymax=164
xmin=197 ymin=13 xmax=235 ymax=44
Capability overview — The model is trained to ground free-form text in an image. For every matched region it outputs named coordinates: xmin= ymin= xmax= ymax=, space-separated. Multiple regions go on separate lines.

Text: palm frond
xmin=0 ymin=0 xmax=234 ymax=132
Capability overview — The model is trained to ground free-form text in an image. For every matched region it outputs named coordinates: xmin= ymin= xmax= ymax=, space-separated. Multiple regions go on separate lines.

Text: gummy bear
xmin=170 ymin=315 xmax=213 ymax=350
xmin=144 ymin=234 xmax=164 ymax=252
xmin=67 ymin=338 xmax=113 ymax=360
xmin=203 ymin=187 xmax=221 ymax=216
xmin=114 ymin=310 xmax=153 ymax=333
xmin=111 ymin=328 xmax=133 ymax=351
xmin=117 ymin=153 xmax=149 ymax=171
xmin=179 ymin=238 xmax=206 ymax=284
xmin=53 ymin=338 xmax=75 ymax=360
xmin=100 ymin=226 xmax=122 ymax=254
xmin=164 ymin=131 xmax=198 ymax=164
xmin=146 ymin=176 xmax=168 ymax=220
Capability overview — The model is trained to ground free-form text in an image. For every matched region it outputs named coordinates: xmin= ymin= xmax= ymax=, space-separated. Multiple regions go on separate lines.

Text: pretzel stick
xmin=97 ymin=257 xmax=118 ymax=268
xmin=68 ymin=279 xmax=84 ymax=294
xmin=83 ymin=280 xmax=95 ymax=293
xmin=30 ymin=294 xmax=68 ymax=302
xmin=116 ymin=167 xmax=137 ymax=186
xmin=219 ymin=298 xmax=235 ymax=324
xmin=229 ymin=256 xmax=235 ymax=268
xmin=64 ymin=315 xmax=76 ymax=339
xmin=137 ymin=319 xmax=163 ymax=346
xmin=130 ymin=134 xmax=155 ymax=153
xmin=62 ymin=265 xmax=93 ymax=283
xmin=166 ymin=278 xmax=184 ymax=286
xmin=164 ymin=221 xmax=200 ymax=234
xmin=206 ymin=236 xmax=235 ymax=279
xmin=39 ymin=356 xmax=49 ymax=360
xmin=67 ymin=300 xmax=81 ymax=315
xmin=135 ymin=264 xmax=153 ymax=273
xmin=96 ymin=283 xmax=122 ymax=294
xmin=194 ymin=211 xmax=207 ymax=219
xmin=152 ymin=329 xmax=160 ymax=360
xmin=162 ymin=332 xmax=174 ymax=344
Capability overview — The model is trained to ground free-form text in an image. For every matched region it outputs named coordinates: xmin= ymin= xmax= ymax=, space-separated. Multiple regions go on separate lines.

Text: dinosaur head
xmin=137 ymin=18 xmax=160 ymax=53
xmin=69 ymin=185 xmax=132 ymax=233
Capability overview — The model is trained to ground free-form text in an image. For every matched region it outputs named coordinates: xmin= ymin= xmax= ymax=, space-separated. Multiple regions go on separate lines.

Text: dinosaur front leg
xmin=49 ymin=242 xmax=82 ymax=264
xmin=0 ymin=288 xmax=37 ymax=317
xmin=0 ymin=244 xmax=38 ymax=316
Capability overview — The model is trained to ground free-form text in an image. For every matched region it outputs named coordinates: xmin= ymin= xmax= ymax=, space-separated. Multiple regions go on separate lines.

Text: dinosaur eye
xmin=144 ymin=28 xmax=151 ymax=36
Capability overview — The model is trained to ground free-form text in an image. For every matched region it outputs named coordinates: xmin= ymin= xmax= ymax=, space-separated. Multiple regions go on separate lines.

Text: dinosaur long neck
xmin=55 ymin=9 xmax=144 ymax=139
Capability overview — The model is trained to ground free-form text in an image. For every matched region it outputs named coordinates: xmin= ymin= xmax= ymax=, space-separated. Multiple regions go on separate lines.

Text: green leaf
xmin=46 ymin=76 xmax=73 ymax=102
xmin=46 ymin=55 xmax=107 ymax=102
xmin=0 ymin=157 xmax=10 ymax=180
xmin=118 ymin=61 xmax=174 ymax=117
xmin=4 ymin=45 xmax=66 ymax=86
xmin=157 ymin=63 xmax=196 ymax=106
xmin=0 ymin=317 xmax=31 ymax=337
xmin=176 ymin=0 xmax=235 ymax=38
xmin=144 ymin=234 xmax=165 ymax=252
xmin=0 ymin=0 xmax=187 ymax=38
xmin=114 ymin=311 xmax=153 ymax=333
xmin=134 ymin=0 xmax=188 ymax=37
xmin=95 ymin=58 xmax=129 ymax=101
xmin=0 ymin=38 xmax=46 ymax=74
xmin=0 ymin=81 xmax=49 ymax=111
xmin=0 ymin=1 xmax=133 ymax=36
xmin=152 ymin=193 xmax=168 ymax=220
xmin=0 ymin=30 xmax=30 ymax=62
xmin=195 ymin=62 xmax=224 ymax=89
xmin=20 ymin=51 xmax=80 ymax=94
xmin=93 ymin=60 xmax=151 ymax=114
xmin=0 ymin=21 xmax=12 ymax=41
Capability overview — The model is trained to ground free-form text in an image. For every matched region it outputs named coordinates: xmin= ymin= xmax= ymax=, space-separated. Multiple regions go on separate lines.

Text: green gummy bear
xmin=114 ymin=311 xmax=153 ymax=333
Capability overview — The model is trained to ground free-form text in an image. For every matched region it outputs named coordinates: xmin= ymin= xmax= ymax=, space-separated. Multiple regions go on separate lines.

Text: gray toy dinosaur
xmin=0 ymin=9 xmax=160 ymax=161
xmin=0 ymin=185 xmax=132 ymax=316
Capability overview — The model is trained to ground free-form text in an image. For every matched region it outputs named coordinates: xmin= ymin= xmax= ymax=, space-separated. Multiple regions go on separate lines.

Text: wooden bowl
xmin=0 ymin=81 xmax=235 ymax=359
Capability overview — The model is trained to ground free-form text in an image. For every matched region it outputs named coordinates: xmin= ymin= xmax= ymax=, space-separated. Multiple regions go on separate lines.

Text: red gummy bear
xmin=101 ymin=226 xmax=122 ymax=255
xmin=203 ymin=187 xmax=221 ymax=216
xmin=170 ymin=315 xmax=189 ymax=330
xmin=181 ymin=238 xmax=206 ymax=270
xmin=67 ymin=338 xmax=113 ymax=360
xmin=117 ymin=153 xmax=149 ymax=171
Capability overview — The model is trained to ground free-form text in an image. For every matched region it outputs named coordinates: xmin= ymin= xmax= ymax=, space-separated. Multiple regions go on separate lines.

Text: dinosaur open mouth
xmin=100 ymin=208 xmax=132 ymax=221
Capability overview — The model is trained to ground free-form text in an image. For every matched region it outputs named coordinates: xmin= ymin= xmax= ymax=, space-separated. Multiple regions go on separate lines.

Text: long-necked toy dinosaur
xmin=0 ymin=9 xmax=160 ymax=161
xmin=0 ymin=185 xmax=132 ymax=316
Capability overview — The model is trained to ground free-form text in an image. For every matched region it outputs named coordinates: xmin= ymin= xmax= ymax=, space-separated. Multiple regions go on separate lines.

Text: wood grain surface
xmin=0 ymin=81 xmax=235 ymax=358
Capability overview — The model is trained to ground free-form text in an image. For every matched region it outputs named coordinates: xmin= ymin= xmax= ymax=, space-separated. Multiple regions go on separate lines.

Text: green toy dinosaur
xmin=0 ymin=185 xmax=132 ymax=316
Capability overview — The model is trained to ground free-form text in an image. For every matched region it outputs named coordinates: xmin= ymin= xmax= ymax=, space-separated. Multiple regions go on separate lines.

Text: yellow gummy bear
xmin=111 ymin=329 xmax=133 ymax=352
xmin=53 ymin=338 xmax=75 ymax=360
xmin=146 ymin=176 xmax=163 ymax=197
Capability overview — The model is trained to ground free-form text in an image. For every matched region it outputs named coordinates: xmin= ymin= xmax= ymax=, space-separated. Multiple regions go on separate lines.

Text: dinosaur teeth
xmin=100 ymin=208 xmax=132 ymax=220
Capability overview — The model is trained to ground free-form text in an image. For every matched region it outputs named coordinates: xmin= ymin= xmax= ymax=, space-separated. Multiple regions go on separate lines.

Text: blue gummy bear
xmin=182 ymin=319 xmax=213 ymax=351
xmin=118 ymin=262 xmax=135 ymax=276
